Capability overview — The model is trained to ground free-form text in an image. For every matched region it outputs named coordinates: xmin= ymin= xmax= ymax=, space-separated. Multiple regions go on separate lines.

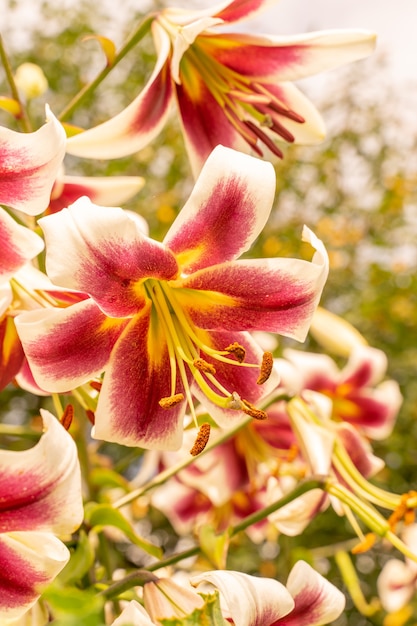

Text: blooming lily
xmin=112 ymin=562 xmax=345 ymax=626
xmin=0 ymin=410 xmax=84 ymax=620
xmin=66 ymin=0 xmax=376 ymax=175
xmin=0 ymin=106 xmax=66 ymax=215
xmin=281 ymin=345 xmax=403 ymax=440
xmin=377 ymin=525 xmax=417 ymax=613
xmin=191 ymin=561 xmax=346 ymax=625
xmin=16 ymin=146 xmax=328 ymax=450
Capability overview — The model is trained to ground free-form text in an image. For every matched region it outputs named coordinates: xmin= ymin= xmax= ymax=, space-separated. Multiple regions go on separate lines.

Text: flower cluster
xmin=0 ymin=0 xmax=414 ymax=624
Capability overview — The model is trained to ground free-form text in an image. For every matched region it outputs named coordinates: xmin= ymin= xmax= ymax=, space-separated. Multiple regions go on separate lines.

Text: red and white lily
xmin=112 ymin=561 xmax=345 ymax=626
xmin=0 ymin=410 xmax=84 ymax=620
xmin=16 ymin=146 xmax=328 ymax=450
xmin=66 ymin=0 xmax=376 ymax=175
xmin=0 ymin=106 xmax=66 ymax=215
xmin=280 ymin=345 xmax=403 ymax=440
xmin=191 ymin=561 xmax=346 ymax=625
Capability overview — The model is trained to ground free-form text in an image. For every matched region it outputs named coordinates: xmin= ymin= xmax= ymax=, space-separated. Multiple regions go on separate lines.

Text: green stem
xmin=147 ymin=477 xmax=327 ymax=572
xmin=0 ymin=34 xmax=32 ymax=131
xmin=100 ymin=477 xmax=327 ymax=599
xmin=58 ymin=14 xmax=154 ymax=122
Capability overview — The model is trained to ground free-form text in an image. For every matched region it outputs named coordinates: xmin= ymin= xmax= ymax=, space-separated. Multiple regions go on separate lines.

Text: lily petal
xmin=0 ymin=531 xmax=69 ymax=621
xmin=174 ymin=227 xmax=328 ymax=341
xmin=39 ymin=198 xmax=178 ymax=318
xmin=93 ymin=307 xmax=187 ymax=450
xmin=65 ymin=24 xmax=173 ymax=159
xmin=281 ymin=560 xmax=346 ymax=626
xmin=0 ymin=208 xmax=44 ymax=283
xmin=205 ymin=30 xmax=376 ymax=82
xmin=15 ymin=299 xmax=127 ymax=393
xmin=191 ymin=570 xmax=294 ymax=626
xmin=0 ymin=106 xmax=66 ymax=215
xmin=48 ymin=174 xmax=145 ymax=215
xmin=0 ymin=410 xmax=83 ymax=534
xmin=0 ymin=316 xmax=25 ymax=391
xmin=163 ymin=145 xmax=275 ymax=273
xmin=112 ymin=601 xmax=155 ymax=626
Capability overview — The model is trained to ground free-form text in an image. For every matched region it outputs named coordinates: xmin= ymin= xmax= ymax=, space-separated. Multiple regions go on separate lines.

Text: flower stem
xmin=0 ymin=34 xmax=32 ymax=131
xmin=58 ymin=14 xmax=154 ymax=121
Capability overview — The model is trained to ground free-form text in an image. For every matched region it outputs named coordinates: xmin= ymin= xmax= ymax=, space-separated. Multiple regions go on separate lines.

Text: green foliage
xmin=160 ymin=592 xmax=228 ymax=626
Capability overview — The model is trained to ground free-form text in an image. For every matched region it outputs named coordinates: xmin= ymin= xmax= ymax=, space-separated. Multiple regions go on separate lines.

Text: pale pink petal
xmin=378 ymin=559 xmax=417 ymax=613
xmin=15 ymin=299 xmax=127 ymax=393
xmin=174 ymin=227 xmax=328 ymax=342
xmin=93 ymin=309 xmax=187 ymax=450
xmin=144 ymin=579 xmax=204 ymax=621
xmin=49 ymin=174 xmax=144 ymax=214
xmin=341 ymin=346 xmax=388 ymax=388
xmin=191 ymin=570 xmax=294 ymax=626
xmin=112 ymin=601 xmax=154 ymax=626
xmin=163 ymin=146 xmax=275 ymax=273
xmin=335 ymin=423 xmax=385 ymax=479
xmin=0 ymin=410 xmax=83 ymax=535
xmin=281 ymin=560 xmax=346 ymax=626
xmin=151 ymin=477 xmax=211 ymax=535
xmin=267 ymin=478 xmax=328 ymax=536
xmin=0 ymin=208 xmax=44 ymax=283
xmin=39 ymin=198 xmax=178 ymax=318
xmin=65 ymin=26 xmax=173 ymax=159
xmin=0 ymin=106 xmax=66 ymax=215
xmin=283 ymin=349 xmax=340 ymax=393
xmin=0 ymin=531 xmax=69 ymax=621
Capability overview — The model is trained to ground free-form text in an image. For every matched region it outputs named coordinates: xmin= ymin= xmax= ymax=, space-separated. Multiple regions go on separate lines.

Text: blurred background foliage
xmin=1 ymin=1 xmax=417 ymax=624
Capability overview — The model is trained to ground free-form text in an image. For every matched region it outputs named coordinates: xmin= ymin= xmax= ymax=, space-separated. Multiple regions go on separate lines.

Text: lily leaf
xmin=83 ymin=34 xmax=117 ymax=66
xmin=198 ymin=524 xmax=230 ymax=570
xmin=85 ymin=502 xmax=162 ymax=558
xmin=59 ymin=530 xmax=95 ymax=584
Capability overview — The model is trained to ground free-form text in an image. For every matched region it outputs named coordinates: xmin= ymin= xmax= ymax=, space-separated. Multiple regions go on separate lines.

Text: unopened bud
xmin=14 ymin=63 xmax=48 ymax=99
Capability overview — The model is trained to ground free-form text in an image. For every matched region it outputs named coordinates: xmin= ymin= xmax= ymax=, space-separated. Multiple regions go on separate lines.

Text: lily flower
xmin=16 ymin=146 xmax=328 ymax=450
xmin=191 ymin=561 xmax=346 ymax=625
xmin=0 ymin=106 xmax=66 ymax=215
xmin=66 ymin=0 xmax=376 ymax=175
xmin=377 ymin=525 xmax=417 ymax=613
xmin=281 ymin=345 xmax=403 ymax=440
xmin=0 ymin=410 xmax=84 ymax=621
xmin=112 ymin=562 xmax=345 ymax=626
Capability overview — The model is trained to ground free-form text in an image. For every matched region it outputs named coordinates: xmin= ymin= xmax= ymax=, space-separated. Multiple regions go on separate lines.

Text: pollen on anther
xmin=257 ymin=351 xmax=273 ymax=385
xmin=225 ymin=342 xmax=246 ymax=363
xmin=193 ymin=358 xmax=216 ymax=375
xmin=189 ymin=422 xmax=211 ymax=456
xmin=60 ymin=404 xmax=74 ymax=430
xmin=159 ymin=393 xmax=184 ymax=409
xmin=242 ymin=400 xmax=268 ymax=420
xmin=90 ymin=380 xmax=102 ymax=392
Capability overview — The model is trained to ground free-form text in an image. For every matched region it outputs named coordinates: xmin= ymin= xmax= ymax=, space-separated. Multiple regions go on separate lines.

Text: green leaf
xmin=44 ymin=585 xmax=105 ymax=626
xmin=198 ymin=525 xmax=230 ymax=569
xmin=160 ymin=592 xmax=228 ymax=626
xmin=59 ymin=530 xmax=95 ymax=584
xmin=85 ymin=502 xmax=162 ymax=559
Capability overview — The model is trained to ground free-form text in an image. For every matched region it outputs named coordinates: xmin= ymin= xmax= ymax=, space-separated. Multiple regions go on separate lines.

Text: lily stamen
xmin=159 ymin=393 xmax=185 ymax=409
xmin=189 ymin=422 xmax=211 ymax=456
xmin=257 ymin=351 xmax=273 ymax=385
